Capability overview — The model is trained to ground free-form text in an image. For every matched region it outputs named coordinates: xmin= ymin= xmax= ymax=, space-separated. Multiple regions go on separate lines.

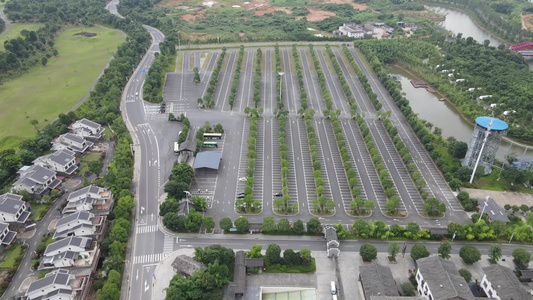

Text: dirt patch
xmin=521 ymin=14 xmax=533 ymax=30
xmin=181 ymin=14 xmax=199 ymax=21
xmin=324 ymin=0 xmax=367 ymax=10
xmin=74 ymin=32 xmax=97 ymax=37
xmin=185 ymin=32 xmax=210 ymax=41
xmin=297 ymin=8 xmax=335 ymax=21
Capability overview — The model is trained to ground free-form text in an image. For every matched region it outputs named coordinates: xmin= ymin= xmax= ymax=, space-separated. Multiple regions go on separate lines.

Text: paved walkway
xmin=463 ymin=188 xmax=533 ymax=207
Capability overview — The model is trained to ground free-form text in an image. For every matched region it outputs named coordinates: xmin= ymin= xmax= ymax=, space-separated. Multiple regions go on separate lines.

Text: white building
xmin=12 ymin=165 xmax=61 ymax=196
xmin=416 ymin=256 xmax=474 ymax=300
xmin=53 ymin=211 xmax=105 ymax=240
xmin=33 ymin=149 xmax=78 ymax=175
xmin=0 ymin=193 xmax=30 ymax=224
xmin=0 ymin=222 xmax=17 ymax=245
xmin=51 ymin=133 xmax=93 ymax=154
xmin=63 ymin=186 xmax=113 ymax=215
xmin=481 ymin=264 xmax=531 ymax=300
xmin=69 ymin=118 xmax=104 ymax=140
xmin=25 ymin=269 xmax=89 ymax=300
xmin=40 ymin=236 xmax=97 ymax=270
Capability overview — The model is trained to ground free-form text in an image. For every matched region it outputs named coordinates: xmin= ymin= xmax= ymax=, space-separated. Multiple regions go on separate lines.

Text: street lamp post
xmin=452 ymin=231 xmax=458 ymax=241
xmin=478 ymin=198 xmax=488 ymax=223
xmin=184 ymin=191 xmax=191 ymax=214
xmin=509 ymin=232 xmax=516 ymax=244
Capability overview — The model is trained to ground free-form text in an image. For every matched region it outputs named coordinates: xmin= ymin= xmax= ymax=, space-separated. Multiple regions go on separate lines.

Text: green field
xmin=0 ymin=23 xmax=44 ymax=49
xmin=0 ymin=26 xmax=125 ymax=150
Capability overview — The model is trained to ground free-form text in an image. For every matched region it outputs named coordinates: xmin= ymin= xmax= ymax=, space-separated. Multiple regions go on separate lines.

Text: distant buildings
xmin=334 ymin=23 xmax=375 ymax=38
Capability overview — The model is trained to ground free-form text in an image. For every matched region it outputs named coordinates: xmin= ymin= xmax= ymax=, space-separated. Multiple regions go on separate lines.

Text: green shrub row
xmin=236 ymin=113 xmax=261 ymax=213
xmin=355 ymin=115 xmax=401 ymax=215
xmin=292 ymin=44 xmax=307 ymax=110
xmin=229 ymin=45 xmax=245 ymax=109
xmin=341 ymin=45 xmax=382 ymax=111
xmin=275 ymin=115 xmax=295 ymax=214
xmin=203 ymin=47 xmax=226 ymax=108
xmin=307 ymin=44 xmax=332 ymax=111
xmin=253 ymin=48 xmax=262 ymax=108
xmin=274 ymin=44 xmax=283 ymax=110
xmin=143 ymin=52 xmax=174 ymax=103
xmin=324 ymin=45 xmax=357 ymax=118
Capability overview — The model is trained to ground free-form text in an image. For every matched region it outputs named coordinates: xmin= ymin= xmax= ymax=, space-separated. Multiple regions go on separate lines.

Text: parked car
xmin=237 ymin=192 xmax=246 ymax=199
xmin=274 ymin=192 xmax=283 ymax=197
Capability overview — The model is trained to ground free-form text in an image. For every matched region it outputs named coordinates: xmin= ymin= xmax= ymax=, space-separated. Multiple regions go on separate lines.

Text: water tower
xmin=462 ymin=116 xmax=508 ymax=177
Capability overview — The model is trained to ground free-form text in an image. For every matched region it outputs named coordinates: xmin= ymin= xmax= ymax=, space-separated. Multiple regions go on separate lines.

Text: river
xmin=389 ymin=5 xmax=533 ymax=161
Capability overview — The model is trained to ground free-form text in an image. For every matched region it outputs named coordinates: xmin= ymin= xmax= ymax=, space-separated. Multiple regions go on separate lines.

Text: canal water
xmin=388 ymin=5 xmax=533 ymax=161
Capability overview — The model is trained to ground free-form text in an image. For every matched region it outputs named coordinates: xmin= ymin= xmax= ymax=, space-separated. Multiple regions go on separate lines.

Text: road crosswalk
xmin=133 ymin=252 xmax=169 ymax=264
xmin=163 ymin=235 xmax=174 ymax=253
xmin=136 ymin=225 xmax=158 ymax=234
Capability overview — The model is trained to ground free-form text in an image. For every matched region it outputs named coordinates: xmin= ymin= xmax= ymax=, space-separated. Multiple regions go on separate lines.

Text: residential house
xmin=0 ymin=222 xmax=17 ymax=245
xmin=69 ymin=118 xmax=104 ymax=140
xmin=382 ymin=25 xmax=395 ymax=35
xmin=53 ymin=211 xmax=106 ymax=241
xmin=51 ymin=133 xmax=93 ymax=154
xmin=415 ymin=256 xmax=474 ymax=300
xmin=0 ymin=193 xmax=30 ymax=224
xmin=481 ymin=264 xmax=531 ymax=300
xmin=324 ymin=225 xmax=340 ymax=258
xmin=359 ymin=262 xmax=399 ymax=298
xmin=25 ymin=269 xmax=89 ymax=300
xmin=171 ymin=255 xmax=207 ymax=278
xmin=13 ymin=165 xmax=61 ymax=196
xmin=404 ymin=22 xmax=418 ymax=31
xmin=478 ymin=197 xmax=510 ymax=223
xmin=33 ymin=149 xmax=78 ymax=175
xmin=63 ymin=186 xmax=113 ymax=215
xmin=337 ymin=23 xmax=370 ymax=38
xmin=40 ymin=236 xmax=98 ymax=271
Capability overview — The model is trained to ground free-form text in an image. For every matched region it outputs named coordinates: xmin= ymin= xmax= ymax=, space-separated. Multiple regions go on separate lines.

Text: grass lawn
xmin=0 ymin=245 xmax=21 ymax=268
xmin=264 ymin=259 xmax=316 ymax=273
xmin=30 ymin=204 xmax=51 ymax=221
xmin=0 ymin=26 xmax=125 ymax=150
xmin=0 ymin=23 xmax=44 ymax=50
xmin=78 ymin=152 xmax=102 ymax=174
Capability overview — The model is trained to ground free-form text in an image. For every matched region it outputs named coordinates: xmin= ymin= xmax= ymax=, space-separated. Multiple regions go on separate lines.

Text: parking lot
xmin=158 ymin=46 xmax=467 ymax=225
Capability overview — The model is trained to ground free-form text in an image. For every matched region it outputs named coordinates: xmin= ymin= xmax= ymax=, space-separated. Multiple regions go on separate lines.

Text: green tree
xmin=202 ymin=216 xmax=215 ymax=232
xmin=219 ymin=217 xmax=233 ymax=231
xmin=283 ymin=249 xmax=300 ymax=266
xmin=438 ymin=241 xmax=452 ymax=259
xmin=262 ymin=217 xmax=276 ymax=233
xmin=234 ymin=217 xmax=249 ymax=233
xmin=401 ymin=283 xmax=415 ymax=296
xmin=512 ymin=248 xmax=531 ymax=267
xmin=306 ymin=217 xmax=322 ymax=234
xmin=410 ymin=244 xmax=430 ymax=261
xmin=423 ymin=197 xmax=446 ymax=216
xmin=159 ymin=198 xmax=180 ymax=216
xmin=293 ymin=219 xmax=304 ymax=235
xmin=184 ymin=209 xmax=203 ymax=232
xmin=459 ymin=268 xmax=472 ymax=282
xmin=488 ymin=244 xmax=502 ymax=263
xmin=265 ymin=243 xmax=281 ymax=265
xmin=299 ymin=248 xmax=312 ymax=266
xmin=277 ymin=219 xmax=291 ymax=232
xmin=388 ymin=242 xmax=400 ymax=260
xmin=385 ymin=196 xmax=400 ymax=214
xmin=360 ymin=243 xmax=377 ymax=261
xmin=459 ymin=245 xmax=481 ymax=264
xmin=191 ymin=196 xmax=207 ymax=212
xmin=247 ymin=245 xmax=262 ymax=258
xmin=88 ymin=160 xmax=104 ymax=177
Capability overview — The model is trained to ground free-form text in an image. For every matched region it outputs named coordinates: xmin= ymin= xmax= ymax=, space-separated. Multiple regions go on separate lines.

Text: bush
xmin=459 ymin=245 xmax=481 ymax=264
xmin=512 ymin=248 xmax=531 ymax=268
xmin=360 ymin=243 xmax=377 ymax=261
xmin=458 ymin=268 xmax=472 ymax=282
xmin=401 ymin=282 xmax=416 ymax=296
xmin=410 ymin=244 xmax=430 ymax=261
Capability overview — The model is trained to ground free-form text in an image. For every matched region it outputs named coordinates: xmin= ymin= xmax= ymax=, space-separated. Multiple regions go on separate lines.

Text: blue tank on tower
xmin=462 ymin=116 xmax=508 ymax=175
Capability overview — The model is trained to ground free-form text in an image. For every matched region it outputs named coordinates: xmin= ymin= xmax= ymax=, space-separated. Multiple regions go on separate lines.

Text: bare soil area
xmin=181 ymin=14 xmax=199 ymax=21
xmin=325 ymin=0 xmax=367 ymax=10
xmin=297 ymin=8 xmax=335 ymax=21
xmin=521 ymin=13 xmax=533 ymax=30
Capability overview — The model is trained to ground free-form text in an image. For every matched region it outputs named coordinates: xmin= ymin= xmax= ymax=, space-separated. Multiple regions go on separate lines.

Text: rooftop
xmin=475 ymin=116 xmax=508 ymax=131
xmin=171 ymin=255 xmax=206 ymax=278
xmin=483 ymin=264 xmax=531 ymax=300
xmin=44 ymin=236 xmax=92 ymax=256
xmin=56 ymin=211 xmax=92 ymax=228
xmin=359 ymin=262 xmax=399 ymax=297
xmin=417 ymin=256 xmax=474 ymax=300
xmin=27 ymin=269 xmax=71 ymax=294
xmin=193 ymin=151 xmax=222 ymax=170
xmin=0 ymin=193 xmax=24 ymax=214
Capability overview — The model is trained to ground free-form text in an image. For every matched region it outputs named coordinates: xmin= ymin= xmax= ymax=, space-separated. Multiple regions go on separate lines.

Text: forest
xmin=358 ymin=37 xmax=533 ymax=142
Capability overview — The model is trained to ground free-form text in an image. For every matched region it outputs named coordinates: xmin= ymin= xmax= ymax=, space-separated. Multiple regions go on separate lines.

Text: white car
xmin=238 ymin=177 xmax=247 ymax=182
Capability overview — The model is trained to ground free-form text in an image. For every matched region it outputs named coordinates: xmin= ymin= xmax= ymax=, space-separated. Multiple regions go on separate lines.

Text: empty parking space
xmin=234 ymin=118 xmax=251 ymax=211
xmin=254 ymin=118 xmax=265 ymax=210
xmin=296 ymin=119 xmax=319 ymax=213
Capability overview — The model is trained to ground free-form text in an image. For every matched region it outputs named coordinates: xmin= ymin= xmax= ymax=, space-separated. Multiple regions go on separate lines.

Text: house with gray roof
xmin=53 ymin=211 xmax=106 ymax=241
xmin=481 ymin=264 xmax=531 ymax=300
xmin=51 ymin=133 xmax=93 ymax=154
xmin=13 ymin=165 xmax=61 ymax=196
xmin=33 ymin=149 xmax=78 ymax=175
xmin=63 ymin=186 xmax=113 ymax=215
xmin=193 ymin=151 xmax=221 ymax=170
xmin=359 ymin=262 xmax=399 ymax=298
xmin=0 ymin=193 xmax=30 ymax=224
xmin=69 ymin=118 xmax=104 ymax=140
xmin=0 ymin=222 xmax=17 ymax=245
xmin=324 ymin=225 xmax=340 ymax=258
xmin=25 ymin=269 xmax=89 ymax=300
xmin=40 ymin=236 xmax=97 ymax=271
xmin=478 ymin=197 xmax=510 ymax=223
xmin=171 ymin=255 xmax=206 ymax=277
xmin=416 ymin=256 xmax=474 ymax=300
